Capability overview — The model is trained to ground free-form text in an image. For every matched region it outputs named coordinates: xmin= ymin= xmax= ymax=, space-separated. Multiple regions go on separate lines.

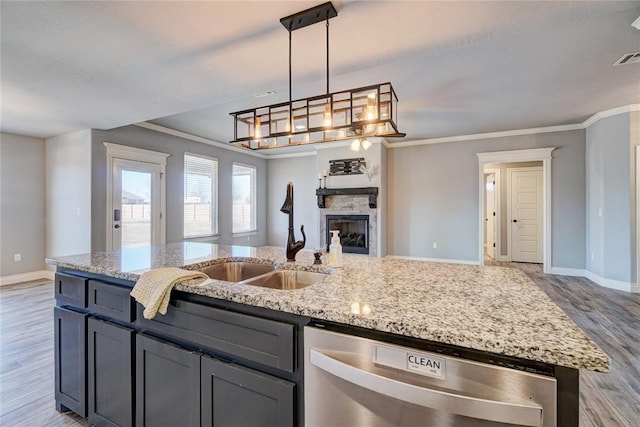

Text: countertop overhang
xmin=46 ymin=242 xmax=610 ymax=372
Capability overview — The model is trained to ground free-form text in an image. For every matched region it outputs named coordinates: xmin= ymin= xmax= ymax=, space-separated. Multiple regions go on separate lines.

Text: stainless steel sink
xmin=240 ymin=270 xmax=328 ymax=290
xmin=197 ymin=262 xmax=275 ymax=282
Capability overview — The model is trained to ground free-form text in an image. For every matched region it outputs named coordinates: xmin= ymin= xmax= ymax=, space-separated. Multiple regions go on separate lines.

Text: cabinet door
xmin=88 ymin=318 xmax=134 ymax=427
xmin=136 ymin=334 xmax=200 ymax=427
xmin=54 ymin=306 xmax=87 ymax=417
xmin=201 ymin=355 xmax=295 ymax=427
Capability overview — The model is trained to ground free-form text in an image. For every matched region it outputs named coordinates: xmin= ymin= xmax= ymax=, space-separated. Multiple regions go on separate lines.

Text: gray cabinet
xmin=135 ymin=334 xmax=200 ymax=427
xmin=54 ymin=269 xmax=305 ymax=426
xmin=54 ymin=306 xmax=87 ymax=417
xmin=201 ymin=355 xmax=295 ymax=427
xmin=88 ymin=317 xmax=134 ymax=427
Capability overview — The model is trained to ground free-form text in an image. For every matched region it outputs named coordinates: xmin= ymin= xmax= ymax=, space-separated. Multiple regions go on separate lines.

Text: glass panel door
xmin=112 ymin=159 xmax=161 ymax=250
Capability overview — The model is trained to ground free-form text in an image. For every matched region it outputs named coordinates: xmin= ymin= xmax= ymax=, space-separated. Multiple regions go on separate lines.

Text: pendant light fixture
xmin=230 ymin=2 xmax=405 ymax=150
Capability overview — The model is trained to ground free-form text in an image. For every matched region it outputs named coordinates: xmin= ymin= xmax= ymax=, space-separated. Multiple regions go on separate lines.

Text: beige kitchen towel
xmin=131 ymin=268 xmax=209 ymax=319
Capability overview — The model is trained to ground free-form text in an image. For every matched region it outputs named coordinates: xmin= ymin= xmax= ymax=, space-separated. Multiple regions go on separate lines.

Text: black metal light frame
xmin=229 ymin=2 xmax=405 ymax=150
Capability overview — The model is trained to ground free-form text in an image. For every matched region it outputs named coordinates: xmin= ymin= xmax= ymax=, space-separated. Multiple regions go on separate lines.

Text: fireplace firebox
xmin=326 ymin=215 xmax=369 ymax=255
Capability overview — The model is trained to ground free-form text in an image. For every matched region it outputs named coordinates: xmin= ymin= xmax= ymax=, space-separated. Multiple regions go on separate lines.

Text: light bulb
xmin=361 ymin=138 xmax=372 ymax=150
xmin=350 ymin=138 xmax=361 ymax=152
xmin=366 ymin=93 xmax=377 ymax=121
xmin=323 ymin=103 xmax=332 ymax=127
xmin=254 ymin=117 xmax=262 ymax=139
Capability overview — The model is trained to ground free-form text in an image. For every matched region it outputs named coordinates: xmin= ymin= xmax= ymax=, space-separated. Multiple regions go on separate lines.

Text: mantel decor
xmin=316 ymin=187 xmax=379 ymax=209
xmin=229 ymin=2 xmax=405 ymax=150
xmin=329 ymin=158 xmax=364 ymax=176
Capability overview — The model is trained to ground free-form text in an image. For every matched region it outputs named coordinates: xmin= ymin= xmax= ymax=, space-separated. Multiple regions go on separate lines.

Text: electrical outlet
xmin=432 ymin=242 xmax=438 ymax=249
xmin=77 ymin=208 xmax=81 ymax=216
xmin=14 ymin=253 xmax=21 ymax=262
xmin=591 ymin=252 xmax=595 ymax=261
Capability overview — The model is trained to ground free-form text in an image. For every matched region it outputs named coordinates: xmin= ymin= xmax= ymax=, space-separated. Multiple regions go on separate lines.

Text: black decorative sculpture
xmin=280 ymin=182 xmax=306 ymax=262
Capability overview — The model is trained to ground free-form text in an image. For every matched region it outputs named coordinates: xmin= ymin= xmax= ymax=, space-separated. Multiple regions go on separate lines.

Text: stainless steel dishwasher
xmin=304 ymin=326 xmax=557 ymax=427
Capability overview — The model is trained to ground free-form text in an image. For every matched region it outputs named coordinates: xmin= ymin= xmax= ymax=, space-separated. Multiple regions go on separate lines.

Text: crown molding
xmin=389 ymin=124 xmax=582 ymax=149
xmin=581 ymin=104 xmax=640 ymax=128
xmin=137 ymin=104 xmax=639 ymax=155
xmin=134 ymin=122 xmax=268 ymax=159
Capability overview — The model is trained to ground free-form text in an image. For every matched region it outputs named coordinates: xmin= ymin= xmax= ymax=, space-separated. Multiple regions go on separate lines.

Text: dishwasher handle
xmin=310 ymin=349 xmax=543 ymax=427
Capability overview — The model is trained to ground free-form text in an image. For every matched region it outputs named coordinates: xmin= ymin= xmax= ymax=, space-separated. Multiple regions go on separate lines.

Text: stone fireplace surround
xmin=317 ymin=187 xmax=379 ymax=257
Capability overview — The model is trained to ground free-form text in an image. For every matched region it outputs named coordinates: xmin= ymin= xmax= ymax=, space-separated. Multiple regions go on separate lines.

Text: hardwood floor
xmin=485 ymin=259 xmax=640 ymax=427
xmin=1 ymin=266 xmax=638 ymax=426
xmin=0 ymin=280 xmax=88 ymax=427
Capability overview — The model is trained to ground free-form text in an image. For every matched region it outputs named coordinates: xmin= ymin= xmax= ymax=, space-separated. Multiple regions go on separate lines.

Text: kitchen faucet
xmin=280 ymin=181 xmax=306 ymax=262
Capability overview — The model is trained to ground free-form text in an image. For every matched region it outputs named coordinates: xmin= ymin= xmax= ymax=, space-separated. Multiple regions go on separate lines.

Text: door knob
xmin=114 ymin=224 xmax=120 ymax=229
xmin=512 ymin=219 xmax=518 ymax=223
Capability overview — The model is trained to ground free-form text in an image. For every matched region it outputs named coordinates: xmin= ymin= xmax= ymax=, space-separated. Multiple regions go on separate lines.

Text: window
xmin=184 ymin=154 xmax=218 ymax=238
xmin=232 ymin=163 xmax=257 ymax=233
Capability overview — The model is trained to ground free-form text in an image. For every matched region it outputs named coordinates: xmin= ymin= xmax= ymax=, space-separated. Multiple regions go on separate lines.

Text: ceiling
xmin=2 ymin=1 xmax=639 ymax=154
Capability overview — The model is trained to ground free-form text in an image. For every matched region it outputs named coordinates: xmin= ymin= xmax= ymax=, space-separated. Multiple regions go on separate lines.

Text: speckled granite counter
xmin=46 ymin=242 xmax=609 ymax=372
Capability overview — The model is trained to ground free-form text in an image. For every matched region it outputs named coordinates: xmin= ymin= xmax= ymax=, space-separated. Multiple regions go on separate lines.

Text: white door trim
xmin=477 ymin=147 xmax=555 ymax=273
xmin=507 ymin=166 xmax=543 ymax=263
xmin=104 ymin=142 xmax=169 ymax=251
xmin=484 ymin=169 xmax=501 ymax=260
xmin=635 ymin=146 xmax=640 ymax=292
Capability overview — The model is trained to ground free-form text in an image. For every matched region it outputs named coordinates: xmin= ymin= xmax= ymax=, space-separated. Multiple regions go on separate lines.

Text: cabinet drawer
xmin=88 ymin=280 xmax=134 ymax=323
xmin=55 ymin=273 xmax=88 ymax=308
xmin=137 ymin=300 xmax=295 ymax=373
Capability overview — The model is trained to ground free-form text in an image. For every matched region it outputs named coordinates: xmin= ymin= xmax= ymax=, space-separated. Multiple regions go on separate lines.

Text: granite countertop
xmin=46 ymin=242 xmax=609 ymax=372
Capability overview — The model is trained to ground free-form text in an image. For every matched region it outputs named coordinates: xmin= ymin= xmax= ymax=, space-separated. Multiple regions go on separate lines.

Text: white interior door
xmin=485 ymin=173 xmax=496 ymax=259
xmin=112 ymin=158 xmax=162 ymax=250
xmin=509 ymin=167 xmax=543 ymax=263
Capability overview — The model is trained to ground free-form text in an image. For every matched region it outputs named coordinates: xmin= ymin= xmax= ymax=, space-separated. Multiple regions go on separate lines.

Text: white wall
xmin=586 ymin=112 xmax=636 ymax=284
xmin=45 ymin=129 xmax=92 ymax=258
xmin=0 ymin=133 xmax=46 ymax=277
xmin=267 ymin=155 xmax=318 ymax=249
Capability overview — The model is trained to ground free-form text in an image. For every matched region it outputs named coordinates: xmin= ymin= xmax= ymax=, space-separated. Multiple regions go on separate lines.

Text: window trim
xmin=232 ymin=162 xmax=258 ymax=234
xmin=183 ymin=152 xmax=218 ymax=239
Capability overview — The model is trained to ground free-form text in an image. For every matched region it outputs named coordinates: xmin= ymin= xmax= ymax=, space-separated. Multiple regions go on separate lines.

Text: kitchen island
xmin=47 ymin=242 xmax=609 ymax=426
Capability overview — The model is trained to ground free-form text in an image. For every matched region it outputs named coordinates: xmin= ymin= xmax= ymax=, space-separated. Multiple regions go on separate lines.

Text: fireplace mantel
xmin=316 ymin=187 xmax=379 ymax=209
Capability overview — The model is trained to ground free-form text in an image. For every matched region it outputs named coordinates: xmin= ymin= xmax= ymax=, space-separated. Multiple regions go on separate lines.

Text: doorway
xmin=104 ymin=143 xmax=169 ymax=251
xmin=477 ymin=148 xmax=555 ymax=273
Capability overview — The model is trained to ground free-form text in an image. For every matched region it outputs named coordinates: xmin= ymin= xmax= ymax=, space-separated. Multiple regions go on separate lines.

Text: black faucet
xmin=280 ymin=181 xmax=306 ymax=262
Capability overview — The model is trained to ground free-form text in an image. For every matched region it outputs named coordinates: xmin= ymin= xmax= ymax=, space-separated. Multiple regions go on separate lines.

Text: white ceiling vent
xmin=613 ymin=52 xmax=640 ymax=66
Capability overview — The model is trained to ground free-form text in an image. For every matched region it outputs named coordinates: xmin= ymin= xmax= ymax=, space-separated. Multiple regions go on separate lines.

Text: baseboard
xmin=584 ymin=270 xmax=633 ymax=293
xmin=0 ymin=270 xmax=54 ymax=286
xmin=496 ymin=255 xmax=510 ymax=262
xmin=549 ymin=267 xmax=586 ymax=277
xmin=631 ymin=284 xmax=640 ymax=294
xmin=387 ymin=255 xmax=481 ymax=265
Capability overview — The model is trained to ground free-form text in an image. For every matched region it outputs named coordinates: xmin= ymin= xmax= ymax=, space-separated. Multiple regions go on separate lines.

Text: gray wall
xmin=45 ymin=129 xmax=93 ymax=258
xmin=0 ymin=133 xmax=46 ymax=276
xmin=91 ymin=125 xmax=267 ymax=251
xmin=586 ymin=113 xmax=632 ymax=282
xmin=267 ymin=155 xmax=318 ymax=249
xmin=389 ymin=130 xmax=586 ymax=268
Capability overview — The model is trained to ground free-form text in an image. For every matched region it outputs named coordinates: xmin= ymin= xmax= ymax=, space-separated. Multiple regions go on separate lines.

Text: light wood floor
xmin=1 ymin=265 xmax=638 ymax=427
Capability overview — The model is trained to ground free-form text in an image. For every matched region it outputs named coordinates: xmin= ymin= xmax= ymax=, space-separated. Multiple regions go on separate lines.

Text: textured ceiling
xmin=2 ymin=1 xmax=639 ymax=153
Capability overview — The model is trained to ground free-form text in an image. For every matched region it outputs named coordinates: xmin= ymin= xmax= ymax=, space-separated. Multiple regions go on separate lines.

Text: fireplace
xmin=326 ymin=215 xmax=369 ymax=255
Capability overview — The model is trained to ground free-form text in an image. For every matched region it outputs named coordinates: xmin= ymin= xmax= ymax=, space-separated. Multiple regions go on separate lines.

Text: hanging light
xmin=350 ymin=137 xmax=371 ymax=152
xmin=230 ymin=2 xmax=405 ymax=150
